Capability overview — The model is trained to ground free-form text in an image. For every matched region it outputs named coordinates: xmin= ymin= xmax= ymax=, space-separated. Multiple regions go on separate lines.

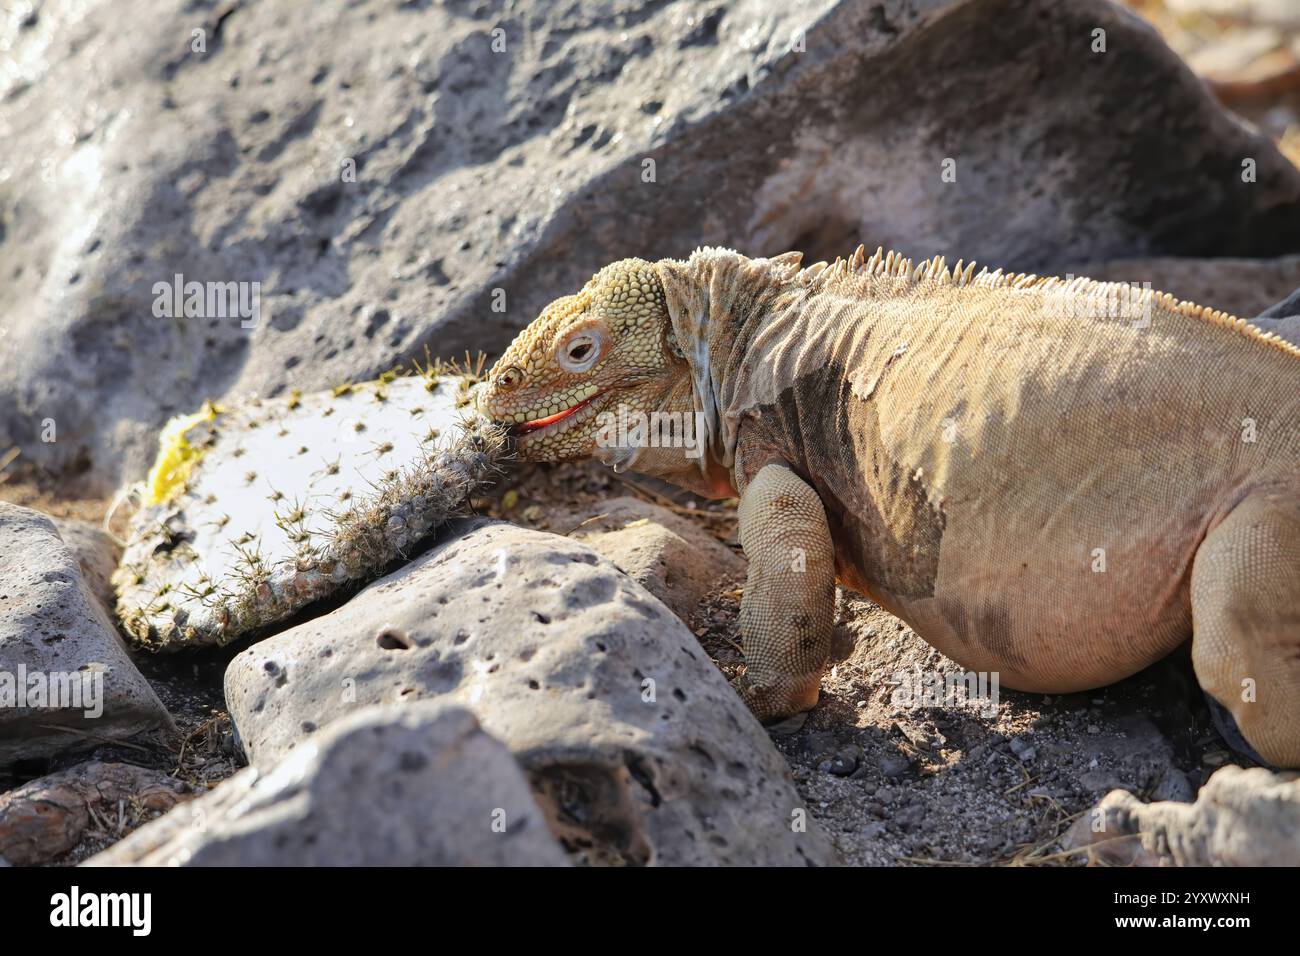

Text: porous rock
xmin=0 ymin=503 xmax=170 ymax=767
xmin=225 ymin=519 xmax=837 ymax=866
xmin=0 ymin=760 xmax=192 ymax=866
xmin=549 ymin=496 xmax=745 ymax=621
xmin=85 ymin=703 xmax=568 ymax=866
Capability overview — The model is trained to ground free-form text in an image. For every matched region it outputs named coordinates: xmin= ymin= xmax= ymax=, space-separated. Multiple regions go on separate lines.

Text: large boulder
xmin=85 ymin=703 xmax=568 ymax=866
xmin=4 ymin=0 xmax=1299 ymax=493
xmin=225 ymin=519 xmax=837 ymax=866
xmin=0 ymin=504 xmax=171 ymax=767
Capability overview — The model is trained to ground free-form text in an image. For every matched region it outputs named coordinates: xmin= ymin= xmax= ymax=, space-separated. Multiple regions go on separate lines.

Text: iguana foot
xmin=1190 ymin=485 xmax=1300 ymax=768
xmin=731 ymin=672 xmax=822 ymax=724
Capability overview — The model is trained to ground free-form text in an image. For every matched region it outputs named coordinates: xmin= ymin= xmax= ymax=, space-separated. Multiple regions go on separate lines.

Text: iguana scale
xmin=478 ymin=246 xmax=1300 ymax=768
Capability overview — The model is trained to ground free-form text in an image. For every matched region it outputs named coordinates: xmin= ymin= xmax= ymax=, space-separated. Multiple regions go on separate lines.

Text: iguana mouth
xmin=513 ymin=393 xmax=601 ymax=437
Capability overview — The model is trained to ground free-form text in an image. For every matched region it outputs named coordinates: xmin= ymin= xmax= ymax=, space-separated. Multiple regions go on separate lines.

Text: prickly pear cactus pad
xmin=113 ymin=371 xmax=506 ymax=650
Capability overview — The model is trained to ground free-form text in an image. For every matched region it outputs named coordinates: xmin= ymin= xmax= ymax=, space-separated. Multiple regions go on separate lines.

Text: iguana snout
xmin=479 ymin=258 xmax=693 ymax=463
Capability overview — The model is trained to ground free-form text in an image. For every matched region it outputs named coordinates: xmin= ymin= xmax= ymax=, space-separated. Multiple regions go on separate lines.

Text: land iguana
xmin=477 ymin=246 xmax=1300 ymax=768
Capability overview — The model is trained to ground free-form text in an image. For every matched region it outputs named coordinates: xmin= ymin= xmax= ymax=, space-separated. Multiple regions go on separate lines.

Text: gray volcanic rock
xmin=3 ymin=0 xmax=1299 ymax=492
xmin=49 ymin=517 xmax=121 ymax=616
xmin=0 ymin=504 xmax=170 ymax=767
xmin=85 ymin=703 xmax=569 ymax=866
xmin=548 ymin=496 xmax=746 ymax=621
xmin=1253 ymin=282 xmax=1300 ymax=345
xmin=225 ymin=519 xmax=837 ymax=866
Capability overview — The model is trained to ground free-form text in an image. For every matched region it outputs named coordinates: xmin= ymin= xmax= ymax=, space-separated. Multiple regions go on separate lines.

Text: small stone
xmin=896 ymin=806 xmax=924 ymax=831
xmin=880 ymin=756 xmax=909 ymax=779
xmin=829 ymin=745 xmax=862 ymax=777
xmin=549 ymin=497 xmax=746 ymax=623
xmin=1009 ymin=736 xmax=1036 ymax=761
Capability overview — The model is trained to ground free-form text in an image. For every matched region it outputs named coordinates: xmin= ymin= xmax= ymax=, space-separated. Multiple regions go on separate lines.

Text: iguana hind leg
xmin=1191 ymin=487 xmax=1300 ymax=768
xmin=734 ymin=462 xmax=836 ymax=722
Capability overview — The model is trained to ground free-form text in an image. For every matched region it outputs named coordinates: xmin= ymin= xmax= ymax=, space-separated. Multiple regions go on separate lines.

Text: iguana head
xmin=479 ymin=258 xmax=698 ymax=470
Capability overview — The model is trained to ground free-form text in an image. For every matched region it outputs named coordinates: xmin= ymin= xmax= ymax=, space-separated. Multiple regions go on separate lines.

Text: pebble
xmin=1009 ymin=736 xmax=1036 ymax=761
xmin=829 ymin=745 xmax=862 ymax=777
xmin=896 ymin=806 xmax=924 ymax=831
xmin=879 ymin=756 xmax=909 ymax=779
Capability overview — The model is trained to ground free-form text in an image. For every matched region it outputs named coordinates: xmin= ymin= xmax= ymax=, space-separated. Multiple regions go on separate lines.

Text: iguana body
xmin=479 ymin=247 xmax=1300 ymax=767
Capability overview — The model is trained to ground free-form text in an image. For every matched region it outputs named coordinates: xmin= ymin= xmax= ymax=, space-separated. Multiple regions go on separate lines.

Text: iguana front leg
xmin=734 ymin=462 xmax=836 ymax=722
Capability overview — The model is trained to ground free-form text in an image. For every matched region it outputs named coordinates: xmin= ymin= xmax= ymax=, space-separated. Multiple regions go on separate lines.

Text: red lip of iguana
xmin=513 ymin=392 xmax=602 ymax=438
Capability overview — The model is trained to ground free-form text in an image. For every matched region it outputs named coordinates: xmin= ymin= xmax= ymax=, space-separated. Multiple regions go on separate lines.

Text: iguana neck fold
xmin=655 ymin=248 xmax=804 ymax=473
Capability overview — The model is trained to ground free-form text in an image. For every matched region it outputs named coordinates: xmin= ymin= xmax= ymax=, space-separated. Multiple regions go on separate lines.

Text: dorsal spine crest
xmin=783 ymin=244 xmax=1300 ymax=360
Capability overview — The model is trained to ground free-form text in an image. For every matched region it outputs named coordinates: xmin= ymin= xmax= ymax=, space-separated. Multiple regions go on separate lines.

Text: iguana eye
xmin=558 ymin=331 xmax=601 ymax=372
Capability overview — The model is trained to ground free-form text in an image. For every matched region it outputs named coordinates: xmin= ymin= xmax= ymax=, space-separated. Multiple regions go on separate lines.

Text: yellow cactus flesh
xmin=144 ymin=401 xmax=221 ymax=506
